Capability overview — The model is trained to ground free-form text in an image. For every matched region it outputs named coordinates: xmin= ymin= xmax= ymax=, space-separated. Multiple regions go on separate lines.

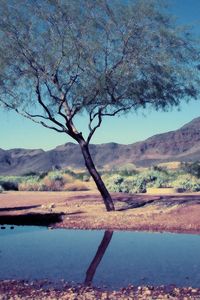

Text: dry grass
xmin=146 ymin=187 xmax=178 ymax=194
xmin=157 ymin=161 xmax=181 ymax=169
xmin=64 ymin=181 xmax=89 ymax=191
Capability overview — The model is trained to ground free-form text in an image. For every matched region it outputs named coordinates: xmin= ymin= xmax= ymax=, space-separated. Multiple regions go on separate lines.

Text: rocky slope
xmin=1 ymin=117 xmax=200 ymax=175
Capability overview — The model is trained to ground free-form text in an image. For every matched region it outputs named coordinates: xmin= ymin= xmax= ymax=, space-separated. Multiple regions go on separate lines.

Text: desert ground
xmin=1 ymin=190 xmax=200 ymax=233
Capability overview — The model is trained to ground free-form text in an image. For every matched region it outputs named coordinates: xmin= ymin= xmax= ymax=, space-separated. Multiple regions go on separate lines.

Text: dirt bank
xmin=1 ymin=191 xmax=200 ymax=233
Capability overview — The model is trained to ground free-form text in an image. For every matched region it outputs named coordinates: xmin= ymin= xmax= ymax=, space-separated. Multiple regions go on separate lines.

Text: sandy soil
xmin=1 ymin=190 xmax=200 ymax=233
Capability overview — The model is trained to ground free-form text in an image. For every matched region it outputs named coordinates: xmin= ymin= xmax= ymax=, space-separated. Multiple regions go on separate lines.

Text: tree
xmin=0 ymin=0 xmax=199 ymax=211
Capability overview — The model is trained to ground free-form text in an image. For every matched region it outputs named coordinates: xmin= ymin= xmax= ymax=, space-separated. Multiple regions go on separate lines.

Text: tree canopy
xmin=0 ymin=0 xmax=199 ymax=144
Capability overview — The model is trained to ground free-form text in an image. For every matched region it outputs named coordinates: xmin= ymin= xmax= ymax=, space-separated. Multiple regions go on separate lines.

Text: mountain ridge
xmin=1 ymin=116 xmax=200 ymax=175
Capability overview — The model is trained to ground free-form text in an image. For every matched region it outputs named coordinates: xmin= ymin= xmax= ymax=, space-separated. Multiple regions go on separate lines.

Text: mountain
xmin=1 ymin=117 xmax=200 ymax=175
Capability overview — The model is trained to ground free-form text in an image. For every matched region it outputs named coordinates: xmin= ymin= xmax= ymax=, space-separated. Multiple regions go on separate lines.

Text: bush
xmin=142 ymin=168 xmax=174 ymax=188
xmin=0 ymin=180 xmax=18 ymax=191
xmin=104 ymin=174 xmax=146 ymax=193
xmin=18 ymin=178 xmax=41 ymax=191
xmin=181 ymin=161 xmax=200 ymax=178
xmin=171 ymin=174 xmax=200 ymax=192
xmin=104 ymin=174 xmax=124 ymax=192
xmin=120 ymin=176 xmax=146 ymax=193
xmin=40 ymin=172 xmax=75 ymax=191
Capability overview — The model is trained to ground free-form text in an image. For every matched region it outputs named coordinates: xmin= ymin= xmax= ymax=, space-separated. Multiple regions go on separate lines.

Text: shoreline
xmin=1 ymin=191 xmax=200 ymax=234
xmin=1 ymin=280 xmax=200 ymax=300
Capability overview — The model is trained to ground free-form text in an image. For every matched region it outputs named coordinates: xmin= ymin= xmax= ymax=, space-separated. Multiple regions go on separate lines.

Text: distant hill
xmin=1 ymin=117 xmax=200 ymax=175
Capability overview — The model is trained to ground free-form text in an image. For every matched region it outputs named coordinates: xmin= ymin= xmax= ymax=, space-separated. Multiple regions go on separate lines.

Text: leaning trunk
xmin=79 ymin=140 xmax=115 ymax=211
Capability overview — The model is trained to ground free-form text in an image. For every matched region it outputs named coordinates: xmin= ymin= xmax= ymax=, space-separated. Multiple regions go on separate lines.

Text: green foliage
xmin=17 ymin=170 xmax=89 ymax=191
xmin=103 ymin=164 xmax=188 ymax=194
xmin=121 ymin=176 xmax=147 ymax=193
xmin=104 ymin=174 xmax=146 ymax=194
xmin=143 ymin=168 xmax=173 ymax=188
xmin=2 ymin=162 xmax=200 ymax=193
xmin=0 ymin=0 xmax=199 ymax=142
xmin=171 ymin=174 xmax=200 ymax=192
xmin=181 ymin=161 xmax=200 ymax=178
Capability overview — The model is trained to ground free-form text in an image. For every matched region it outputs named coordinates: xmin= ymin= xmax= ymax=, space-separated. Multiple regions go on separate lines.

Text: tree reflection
xmin=84 ymin=230 xmax=113 ymax=286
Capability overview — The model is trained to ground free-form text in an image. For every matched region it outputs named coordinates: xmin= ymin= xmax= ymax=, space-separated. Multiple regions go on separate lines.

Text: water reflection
xmin=85 ymin=230 xmax=113 ymax=285
xmin=1 ymin=226 xmax=200 ymax=288
xmin=0 ymin=226 xmax=113 ymax=286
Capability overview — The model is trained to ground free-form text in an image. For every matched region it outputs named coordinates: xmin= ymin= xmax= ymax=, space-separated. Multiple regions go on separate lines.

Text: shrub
xmin=142 ymin=168 xmax=173 ymax=188
xmin=104 ymin=174 xmax=124 ymax=192
xmin=38 ymin=172 xmax=48 ymax=179
xmin=18 ymin=178 xmax=41 ymax=191
xmin=0 ymin=180 xmax=18 ymax=191
xmin=104 ymin=174 xmax=147 ymax=193
xmin=41 ymin=172 xmax=75 ymax=191
xmin=181 ymin=161 xmax=200 ymax=178
xmin=121 ymin=176 xmax=146 ymax=193
xmin=171 ymin=174 xmax=200 ymax=192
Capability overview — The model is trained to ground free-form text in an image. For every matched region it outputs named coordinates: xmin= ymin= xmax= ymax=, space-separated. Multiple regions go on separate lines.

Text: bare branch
xmin=35 ymin=76 xmax=66 ymax=131
xmin=87 ymin=107 xmax=103 ymax=144
xmin=0 ymin=99 xmax=66 ymax=133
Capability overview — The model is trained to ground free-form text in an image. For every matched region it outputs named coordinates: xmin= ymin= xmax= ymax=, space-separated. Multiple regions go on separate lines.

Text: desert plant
xmin=0 ymin=180 xmax=18 ymax=191
xmin=41 ymin=172 xmax=74 ymax=191
xmin=121 ymin=176 xmax=147 ymax=193
xmin=171 ymin=174 xmax=200 ymax=192
xmin=18 ymin=178 xmax=41 ymax=191
xmin=181 ymin=161 xmax=200 ymax=178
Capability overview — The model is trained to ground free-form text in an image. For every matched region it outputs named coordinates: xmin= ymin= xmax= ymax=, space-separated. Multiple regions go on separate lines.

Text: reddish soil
xmin=1 ymin=191 xmax=200 ymax=233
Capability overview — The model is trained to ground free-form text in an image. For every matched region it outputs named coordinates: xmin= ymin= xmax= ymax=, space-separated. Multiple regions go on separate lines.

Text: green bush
xmin=104 ymin=174 xmax=147 ymax=193
xmin=141 ymin=168 xmax=174 ymax=188
xmin=104 ymin=174 xmax=124 ymax=192
xmin=171 ymin=174 xmax=200 ymax=192
xmin=181 ymin=161 xmax=200 ymax=178
xmin=18 ymin=178 xmax=41 ymax=191
xmin=121 ymin=176 xmax=146 ymax=193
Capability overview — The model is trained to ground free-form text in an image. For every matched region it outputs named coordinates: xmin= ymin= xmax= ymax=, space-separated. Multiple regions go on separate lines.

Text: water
xmin=0 ymin=226 xmax=200 ymax=289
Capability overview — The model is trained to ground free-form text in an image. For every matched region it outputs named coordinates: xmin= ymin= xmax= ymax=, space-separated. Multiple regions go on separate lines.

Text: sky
xmin=1 ymin=0 xmax=200 ymax=150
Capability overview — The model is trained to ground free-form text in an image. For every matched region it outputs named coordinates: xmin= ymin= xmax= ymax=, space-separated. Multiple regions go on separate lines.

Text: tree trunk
xmin=78 ymin=140 xmax=115 ymax=211
xmin=84 ymin=230 xmax=113 ymax=285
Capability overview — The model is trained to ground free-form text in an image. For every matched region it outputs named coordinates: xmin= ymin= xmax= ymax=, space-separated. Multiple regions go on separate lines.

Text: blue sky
xmin=1 ymin=0 xmax=200 ymax=150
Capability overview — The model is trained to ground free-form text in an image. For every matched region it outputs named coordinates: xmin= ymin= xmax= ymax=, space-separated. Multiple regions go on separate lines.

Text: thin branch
xmin=0 ymin=99 xmax=66 ymax=133
xmin=87 ymin=107 xmax=103 ymax=144
xmin=101 ymin=105 xmax=135 ymax=117
xmin=25 ymin=112 xmax=50 ymax=120
xmin=35 ymin=76 xmax=66 ymax=131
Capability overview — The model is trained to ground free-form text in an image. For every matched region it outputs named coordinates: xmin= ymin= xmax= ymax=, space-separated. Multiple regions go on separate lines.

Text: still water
xmin=0 ymin=226 xmax=200 ymax=288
